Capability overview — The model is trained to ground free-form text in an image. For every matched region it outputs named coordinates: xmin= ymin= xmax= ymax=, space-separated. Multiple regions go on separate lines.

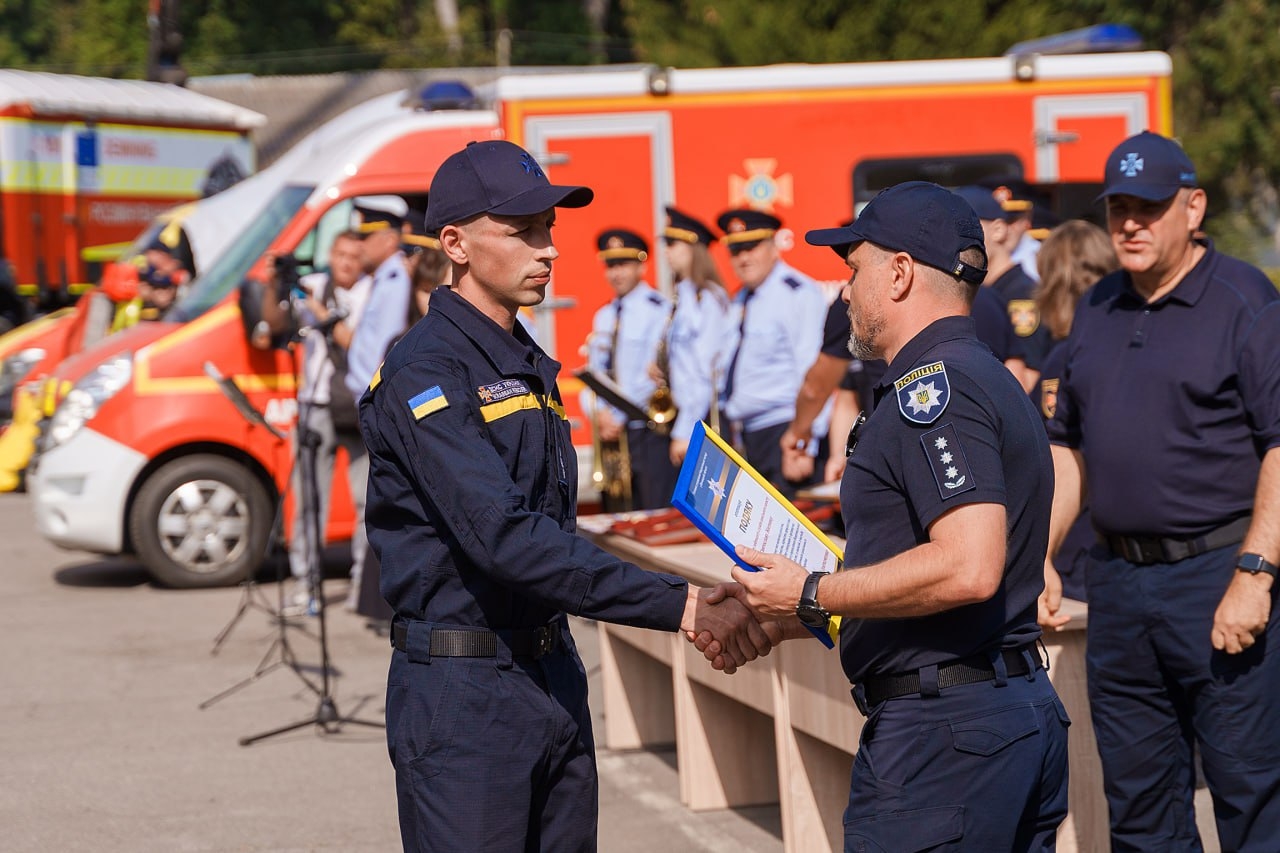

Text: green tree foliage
xmin=1 ymin=1 xmax=1276 ymax=259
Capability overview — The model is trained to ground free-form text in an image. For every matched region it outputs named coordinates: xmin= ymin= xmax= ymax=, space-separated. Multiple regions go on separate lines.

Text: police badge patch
xmin=1008 ymin=299 xmax=1040 ymax=337
xmin=921 ymin=423 xmax=976 ymax=500
xmin=1040 ymin=377 xmax=1060 ymax=419
xmin=894 ymin=361 xmax=950 ymax=425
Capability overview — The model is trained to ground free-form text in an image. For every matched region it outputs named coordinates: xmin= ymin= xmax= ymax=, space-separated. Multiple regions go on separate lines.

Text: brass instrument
xmin=588 ymin=390 xmax=633 ymax=512
xmin=646 ymin=303 xmax=679 ymax=436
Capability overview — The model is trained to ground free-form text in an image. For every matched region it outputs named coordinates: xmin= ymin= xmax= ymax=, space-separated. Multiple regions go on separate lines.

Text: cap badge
xmin=1119 ymin=153 xmax=1144 ymax=178
xmin=992 ymin=186 xmax=1011 ymax=203
xmin=607 ymin=236 xmax=624 ymax=249
xmin=727 ymin=218 xmax=745 ymax=233
xmin=520 ymin=153 xmax=544 ymax=178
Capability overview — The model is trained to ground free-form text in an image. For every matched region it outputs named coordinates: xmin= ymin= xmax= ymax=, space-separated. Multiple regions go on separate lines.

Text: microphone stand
xmin=199 ymin=361 xmax=320 ymax=709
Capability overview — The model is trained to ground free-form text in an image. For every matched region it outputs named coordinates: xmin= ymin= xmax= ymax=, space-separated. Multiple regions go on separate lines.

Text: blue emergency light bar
xmin=1005 ymin=24 xmax=1144 ymax=57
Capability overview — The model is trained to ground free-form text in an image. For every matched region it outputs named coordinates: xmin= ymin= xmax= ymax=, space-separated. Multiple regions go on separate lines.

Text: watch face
xmin=797 ymin=606 xmax=828 ymax=629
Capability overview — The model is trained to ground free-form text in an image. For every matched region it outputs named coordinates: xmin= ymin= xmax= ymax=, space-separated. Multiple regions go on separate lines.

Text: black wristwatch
xmin=1236 ymin=552 xmax=1278 ymax=578
xmin=796 ymin=571 xmax=831 ymax=628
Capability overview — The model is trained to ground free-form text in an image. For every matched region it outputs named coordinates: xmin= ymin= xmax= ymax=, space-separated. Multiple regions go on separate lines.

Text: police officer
xmin=341 ymin=195 xmax=411 ymax=609
xmin=720 ymin=182 xmax=1069 ymax=850
xmin=660 ymin=206 xmax=728 ymax=466
xmin=1041 ymin=131 xmax=1280 ymax=852
xmin=584 ymin=228 xmax=675 ymax=509
xmin=357 ymin=139 xmax=771 ymax=853
xmin=716 ymin=208 xmax=826 ymax=499
xmin=953 ymin=186 xmax=1052 ymax=394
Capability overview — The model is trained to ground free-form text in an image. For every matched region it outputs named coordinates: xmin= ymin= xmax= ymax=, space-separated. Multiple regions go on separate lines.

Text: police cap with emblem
xmin=952 ymin=186 xmax=1008 ymax=223
xmin=425 ymin=140 xmax=593 ymax=232
xmin=716 ymin=208 xmax=780 ymax=251
xmin=596 ymin=229 xmax=649 ymax=265
xmin=805 ymin=181 xmax=987 ymax=285
xmin=663 ymin=206 xmax=715 ymax=246
xmin=1097 ymin=130 xmax=1197 ymax=202
xmin=354 ymin=195 xmax=408 ymax=234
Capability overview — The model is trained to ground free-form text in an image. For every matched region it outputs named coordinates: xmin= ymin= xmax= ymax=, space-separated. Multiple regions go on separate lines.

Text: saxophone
xmin=646 ymin=305 xmax=678 ymax=436
xmin=589 ymin=390 xmax=633 ymax=512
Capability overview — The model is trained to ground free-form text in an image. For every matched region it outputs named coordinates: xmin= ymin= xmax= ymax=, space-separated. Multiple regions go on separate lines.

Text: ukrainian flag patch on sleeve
xmin=408 ymin=385 xmax=449 ymax=419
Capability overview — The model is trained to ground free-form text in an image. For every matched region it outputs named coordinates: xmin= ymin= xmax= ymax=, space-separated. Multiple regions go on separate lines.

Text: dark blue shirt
xmin=838 ymin=316 xmax=1051 ymax=683
xmin=1046 ymin=242 xmax=1280 ymax=537
xmin=358 ymin=286 xmax=688 ymax=630
xmin=990 ymin=265 xmax=1053 ymax=370
xmin=1035 ymin=339 xmax=1090 ymax=601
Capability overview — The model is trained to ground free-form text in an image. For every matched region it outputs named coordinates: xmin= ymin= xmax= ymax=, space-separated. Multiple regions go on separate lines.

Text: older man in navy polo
xmin=1040 ymin=131 xmax=1280 ymax=852
xmin=722 ymin=181 xmax=1069 ymax=851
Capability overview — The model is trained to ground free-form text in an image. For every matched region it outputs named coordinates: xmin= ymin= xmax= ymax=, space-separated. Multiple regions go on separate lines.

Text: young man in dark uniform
xmin=357 ymin=140 xmax=771 ymax=853
xmin=1040 ymin=131 xmax=1280 ymax=852
xmin=719 ymin=181 xmax=1069 ymax=851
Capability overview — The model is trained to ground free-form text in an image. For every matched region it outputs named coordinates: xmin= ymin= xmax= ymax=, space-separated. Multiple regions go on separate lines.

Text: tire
xmin=129 ymin=454 xmax=272 ymax=588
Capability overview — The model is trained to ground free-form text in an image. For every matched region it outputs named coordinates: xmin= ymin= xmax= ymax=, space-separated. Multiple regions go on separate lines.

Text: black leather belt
xmin=1101 ymin=514 xmax=1251 ymax=565
xmin=857 ymin=646 xmax=1043 ymax=713
xmin=391 ymin=621 xmax=560 ymax=659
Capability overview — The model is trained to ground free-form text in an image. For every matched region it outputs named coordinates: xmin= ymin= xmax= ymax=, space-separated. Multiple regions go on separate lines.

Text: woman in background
xmin=1035 ymin=219 xmax=1119 ymax=601
xmin=659 ymin=206 xmax=729 ymax=466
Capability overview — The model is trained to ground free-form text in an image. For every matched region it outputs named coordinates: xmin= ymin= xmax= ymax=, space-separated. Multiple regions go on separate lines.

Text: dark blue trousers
xmin=844 ymin=666 xmax=1069 ymax=851
xmin=386 ymin=624 xmax=596 ymax=852
xmin=1085 ymin=544 xmax=1280 ymax=852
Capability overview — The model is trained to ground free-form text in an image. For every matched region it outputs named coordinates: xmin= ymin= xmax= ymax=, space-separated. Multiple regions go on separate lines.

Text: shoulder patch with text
xmin=408 ymin=385 xmax=449 ymax=420
xmin=894 ymin=360 xmax=950 ymax=425
xmin=920 ymin=423 xmax=976 ymax=500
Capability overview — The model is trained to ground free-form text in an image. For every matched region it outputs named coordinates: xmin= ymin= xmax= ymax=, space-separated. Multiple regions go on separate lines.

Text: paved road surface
xmin=0 ymin=492 xmax=781 ymax=852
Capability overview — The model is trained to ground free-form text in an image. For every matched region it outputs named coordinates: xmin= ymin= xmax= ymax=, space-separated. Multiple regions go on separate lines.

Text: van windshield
xmin=169 ymin=185 xmax=314 ymax=322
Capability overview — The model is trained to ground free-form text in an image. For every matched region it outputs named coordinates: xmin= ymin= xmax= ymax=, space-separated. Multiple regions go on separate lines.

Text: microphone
xmin=298 ymin=307 xmax=349 ymax=337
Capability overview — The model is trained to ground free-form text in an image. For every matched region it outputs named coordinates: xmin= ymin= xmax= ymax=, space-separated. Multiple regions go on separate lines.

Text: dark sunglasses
xmin=845 ymin=410 xmax=869 ymax=458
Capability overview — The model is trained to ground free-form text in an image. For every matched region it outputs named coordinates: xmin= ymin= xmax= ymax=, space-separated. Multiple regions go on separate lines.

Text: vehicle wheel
xmin=129 ymin=454 xmax=272 ymax=588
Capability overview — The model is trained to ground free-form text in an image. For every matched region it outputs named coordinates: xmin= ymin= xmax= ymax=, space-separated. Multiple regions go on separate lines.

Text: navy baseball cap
xmin=805 ymin=181 xmax=987 ymax=284
xmin=952 ymin=186 xmax=1007 ymax=223
xmin=1098 ymin=131 xmax=1197 ymax=202
xmin=425 ymin=140 xmax=593 ymax=231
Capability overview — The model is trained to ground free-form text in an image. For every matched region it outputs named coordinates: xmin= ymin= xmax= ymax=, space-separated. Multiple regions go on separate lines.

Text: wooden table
xmin=584 ymin=531 xmax=1106 ymax=853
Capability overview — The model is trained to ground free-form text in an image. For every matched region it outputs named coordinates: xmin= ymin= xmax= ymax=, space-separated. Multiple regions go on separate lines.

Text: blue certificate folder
xmin=671 ymin=421 xmax=842 ymax=648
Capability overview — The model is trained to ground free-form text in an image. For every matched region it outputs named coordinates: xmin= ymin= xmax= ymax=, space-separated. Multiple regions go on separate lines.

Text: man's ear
xmin=889 ymin=251 xmax=914 ymax=301
xmin=440 ymin=224 xmax=467 ymax=264
xmin=1186 ymin=188 xmax=1208 ymax=233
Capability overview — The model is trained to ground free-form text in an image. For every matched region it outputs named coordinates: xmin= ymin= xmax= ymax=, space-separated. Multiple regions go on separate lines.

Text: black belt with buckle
xmin=1101 ymin=515 xmax=1251 ymax=566
xmin=391 ymin=621 xmax=560 ymax=660
xmin=858 ymin=646 xmax=1043 ymax=712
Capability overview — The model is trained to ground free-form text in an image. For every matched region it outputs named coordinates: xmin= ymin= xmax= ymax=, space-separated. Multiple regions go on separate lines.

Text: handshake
xmin=677 ymin=545 xmax=817 ymax=674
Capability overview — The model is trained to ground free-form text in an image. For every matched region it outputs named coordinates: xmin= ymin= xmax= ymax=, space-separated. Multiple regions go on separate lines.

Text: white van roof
xmin=0 ymin=69 xmax=265 ymax=130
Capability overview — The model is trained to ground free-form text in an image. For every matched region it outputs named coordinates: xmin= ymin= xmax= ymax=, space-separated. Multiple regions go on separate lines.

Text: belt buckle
xmin=1137 ymin=538 xmax=1163 ymax=564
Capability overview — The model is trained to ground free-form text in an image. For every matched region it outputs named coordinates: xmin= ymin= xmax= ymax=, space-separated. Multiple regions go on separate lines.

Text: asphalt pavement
xmin=0 ymin=491 xmax=781 ymax=852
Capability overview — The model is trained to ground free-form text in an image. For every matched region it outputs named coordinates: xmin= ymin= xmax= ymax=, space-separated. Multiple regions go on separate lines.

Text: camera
xmin=273 ymin=254 xmax=301 ymax=300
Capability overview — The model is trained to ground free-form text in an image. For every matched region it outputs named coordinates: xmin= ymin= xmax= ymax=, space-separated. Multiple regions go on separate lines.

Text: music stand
xmin=235 ymin=363 xmax=383 ymax=746
xmin=199 ymin=361 xmax=321 ymax=709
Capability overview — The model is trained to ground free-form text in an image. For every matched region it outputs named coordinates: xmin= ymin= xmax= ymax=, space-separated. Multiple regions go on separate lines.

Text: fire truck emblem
xmin=729 ymin=159 xmax=794 ymax=212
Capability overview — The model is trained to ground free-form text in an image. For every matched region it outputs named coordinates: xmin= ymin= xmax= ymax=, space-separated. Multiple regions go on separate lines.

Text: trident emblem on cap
xmin=1119 ymin=153 xmax=1144 ymax=178
xmin=520 ymin=153 xmax=544 ymax=178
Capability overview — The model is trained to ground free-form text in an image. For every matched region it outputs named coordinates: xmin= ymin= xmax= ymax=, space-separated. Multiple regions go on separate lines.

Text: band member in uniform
xmin=583 ymin=228 xmax=675 ymax=509
xmin=716 ymin=208 xmax=826 ymax=499
xmin=659 ymin=206 xmax=729 ymax=466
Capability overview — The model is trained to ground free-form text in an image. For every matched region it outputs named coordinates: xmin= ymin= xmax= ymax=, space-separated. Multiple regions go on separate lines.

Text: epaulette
xmin=784 ymin=275 xmax=804 ymax=290
xmin=647 ymin=293 xmax=666 ymax=307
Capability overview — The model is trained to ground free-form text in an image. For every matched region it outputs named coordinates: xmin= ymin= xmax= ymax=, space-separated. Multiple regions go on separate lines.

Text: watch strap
xmin=1236 ymin=552 xmax=1278 ymax=578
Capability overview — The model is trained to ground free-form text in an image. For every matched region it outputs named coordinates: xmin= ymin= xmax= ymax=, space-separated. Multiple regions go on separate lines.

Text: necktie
xmin=606 ymin=299 xmax=622 ymax=379
xmin=721 ymin=288 xmax=754 ymax=402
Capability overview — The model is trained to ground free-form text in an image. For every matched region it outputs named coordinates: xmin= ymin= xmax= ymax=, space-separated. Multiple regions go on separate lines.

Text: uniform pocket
xmin=844 ymin=805 xmax=964 ymax=852
xmin=949 ymin=703 xmax=1039 ymax=757
xmin=401 ymin=658 xmax=472 ymax=780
